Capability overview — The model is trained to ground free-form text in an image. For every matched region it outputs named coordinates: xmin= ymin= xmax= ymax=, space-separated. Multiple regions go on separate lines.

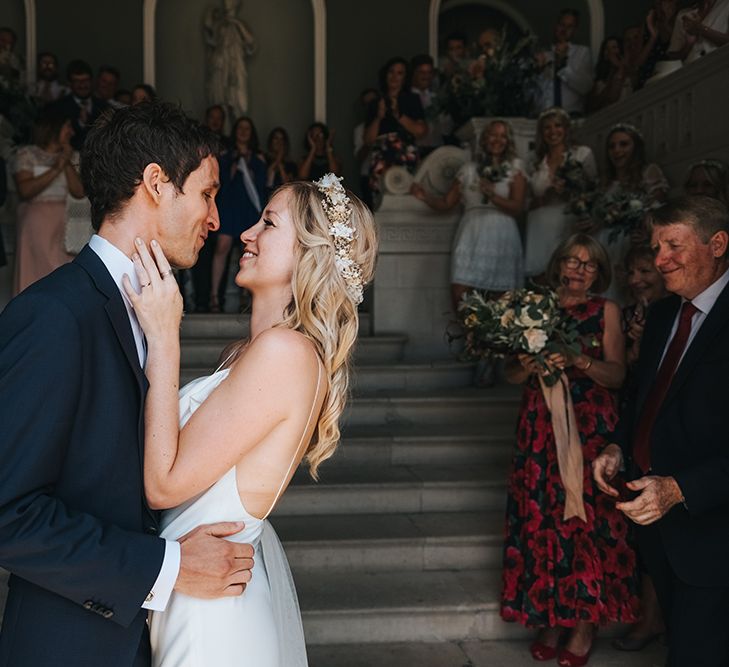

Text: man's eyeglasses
xmin=562 ymin=256 xmax=599 ymax=274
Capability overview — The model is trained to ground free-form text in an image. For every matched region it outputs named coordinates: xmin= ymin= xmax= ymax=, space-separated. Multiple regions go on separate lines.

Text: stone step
xmin=333 ymin=424 xmax=515 ymax=466
xmin=275 ymin=511 xmax=504 ymax=573
xmin=341 ymin=387 xmax=521 ymax=427
xmin=298 ymin=568 xmax=526 ymax=644
xmin=180 ymin=334 xmax=407 ymax=368
xmin=307 ymin=638 xmax=666 ymax=667
xmin=180 ymin=360 xmax=476 ymax=391
xmin=274 ymin=464 xmax=509 ymax=517
xmin=180 ymin=312 xmax=372 ymax=339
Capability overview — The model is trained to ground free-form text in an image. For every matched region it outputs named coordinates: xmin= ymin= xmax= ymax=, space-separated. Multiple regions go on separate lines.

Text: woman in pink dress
xmin=13 ymin=108 xmax=84 ymax=294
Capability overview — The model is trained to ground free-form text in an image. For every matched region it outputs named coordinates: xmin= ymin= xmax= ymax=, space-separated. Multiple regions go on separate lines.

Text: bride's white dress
xmin=148 ymin=369 xmax=308 ymax=667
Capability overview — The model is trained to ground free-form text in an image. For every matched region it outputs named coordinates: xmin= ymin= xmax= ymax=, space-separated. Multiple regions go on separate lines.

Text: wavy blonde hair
xmin=478 ymin=119 xmax=517 ymax=163
xmin=273 ymin=181 xmax=378 ymax=478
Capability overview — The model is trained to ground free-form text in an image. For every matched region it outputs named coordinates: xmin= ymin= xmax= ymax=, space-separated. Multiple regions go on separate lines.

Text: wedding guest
xmin=298 ymin=122 xmax=342 ymax=181
xmin=365 ymin=57 xmax=426 ymax=147
xmin=588 ymin=37 xmax=632 ymax=111
xmin=411 ymin=119 xmax=525 ymax=311
xmin=593 ymin=196 xmax=729 ymax=666
xmin=611 ymin=245 xmax=668 ymax=653
xmin=469 ymin=28 xmax=502 ymax=80
xmin=502 ymin=234 xmax=638 ymax=666
xmin=666 ymin=0 xmax=729 ymax=64
xmin=365 ymin=57 xmax=426 ymax=194
xmin=637 ymin=0 xmax=680 ymax=86
xmin=130 ymin=84 xmax=157 ymax=106
xmin=593 ymin=123 xmax=668 ymax=303
xmin=535 ymin=9 xmax=594 ymax=115
xmin=114 ymin=89 xmax=132 ymax=106
xmin=95 ymin=65 xmax=123 ymax=109
xmin=621 ymin=26 xmax=645 ymax=91
xmin=0 ymin=26 xmax=22 ymax=83
xmin=210 ymin=116 xmax=266 ymax=313
xmin=684 ymin=158 xmax=729 ymax=204
xmin=525 ymin=107 xmax=597 ymax=279
xmin=353 ymin=88 xmax=380 ymax=208
xmin=439 ymin=31 xmax=471 ymax=80
xmin=410 ymin=54 xmax=448 ymax=154
xmin=51 ymin=59 xmax=109 ymax=150
xmin=12 ymin=108 xmax=84 ymax=295
xmin=265 ymin=126 xmax=296 ymax=192
xmin=30 ymin=52 xmax=69 ymax=106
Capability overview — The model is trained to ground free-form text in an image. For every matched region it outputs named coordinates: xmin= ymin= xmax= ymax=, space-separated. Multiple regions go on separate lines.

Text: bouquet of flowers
xmin=368 ymin=132 xmax=419 ymax=193
xmin=435 ymin=31 xmax=540 ymax=128
xmin=557 ymin=154 xmax=598 ymax=219
xmin=456 ymin=288 xmax=582 ymax=386
xmin=480 ymin=160 xmax=511 ymax=204
xmin=592 ymin=190 xmax=657 ymax=242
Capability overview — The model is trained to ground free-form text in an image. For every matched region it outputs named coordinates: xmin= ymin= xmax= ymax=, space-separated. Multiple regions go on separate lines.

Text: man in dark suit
xmin=51 ymin=59 xmax=109 ymax=149
xmin=0 ymin=103 xmax=254 ymax=666
xmin=594 ymin=195 xmax=729 ymax=666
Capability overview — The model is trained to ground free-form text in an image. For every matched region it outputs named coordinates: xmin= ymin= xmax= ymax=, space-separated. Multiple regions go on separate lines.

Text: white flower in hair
xmin=314 ymin=173 xmax=365 ymax=305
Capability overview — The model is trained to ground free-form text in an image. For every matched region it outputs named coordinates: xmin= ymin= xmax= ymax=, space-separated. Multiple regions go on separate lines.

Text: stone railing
xmin=573 ymin=46 xmax=729 ymax=190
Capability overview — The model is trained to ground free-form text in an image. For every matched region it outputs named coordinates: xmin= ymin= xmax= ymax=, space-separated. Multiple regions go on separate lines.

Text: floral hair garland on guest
xmin=315 ymin=173 xmax=365 ymax=305
xmin=608 ymin=122 xmax=644 ymax=140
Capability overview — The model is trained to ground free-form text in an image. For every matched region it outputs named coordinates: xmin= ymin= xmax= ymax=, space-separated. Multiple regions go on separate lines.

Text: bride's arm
xmin=124 ymin=241 xmax=317 ymax=510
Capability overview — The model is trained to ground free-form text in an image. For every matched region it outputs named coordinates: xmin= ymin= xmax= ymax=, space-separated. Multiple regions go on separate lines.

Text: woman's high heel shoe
xmin=530 ymin=641 xmax=558 ymax=661
xmin=557 ymin=646 xmax=591 ymax=667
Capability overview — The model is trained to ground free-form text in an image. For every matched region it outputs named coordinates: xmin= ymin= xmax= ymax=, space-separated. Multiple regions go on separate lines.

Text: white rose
xmin=629 ymin=199 xmax=643 ymax=210
xmin=517 ymin=311 xmax=542 ymax=328
xmin=524 ymin=328 xmax=548 ymax=353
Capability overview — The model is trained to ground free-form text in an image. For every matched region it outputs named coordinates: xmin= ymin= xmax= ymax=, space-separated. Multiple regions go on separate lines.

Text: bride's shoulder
xmin=230 ymin=328 xmax=320 ymax=380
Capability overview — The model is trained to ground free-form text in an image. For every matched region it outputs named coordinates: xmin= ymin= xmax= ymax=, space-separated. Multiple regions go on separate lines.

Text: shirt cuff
xmin=141 ymin=539 xmax=181 ymax=612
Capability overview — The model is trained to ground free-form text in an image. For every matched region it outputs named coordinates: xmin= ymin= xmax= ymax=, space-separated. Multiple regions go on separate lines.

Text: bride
xmin=123 ymin=175 xmax=377 ymax=666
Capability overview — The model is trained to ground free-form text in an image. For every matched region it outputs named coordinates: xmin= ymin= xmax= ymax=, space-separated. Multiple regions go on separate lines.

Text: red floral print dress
xmin=500 ymin=296 xmax=639 ymax=628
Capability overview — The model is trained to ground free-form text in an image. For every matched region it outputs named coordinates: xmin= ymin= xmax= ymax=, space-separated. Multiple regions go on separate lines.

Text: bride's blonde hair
xmin=274 ymin=180 xmax=378 ymax=478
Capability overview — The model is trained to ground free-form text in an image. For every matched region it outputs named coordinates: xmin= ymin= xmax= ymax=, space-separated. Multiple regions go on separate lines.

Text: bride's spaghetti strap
xmin=261 ymin=353 xmax=324 ymax=520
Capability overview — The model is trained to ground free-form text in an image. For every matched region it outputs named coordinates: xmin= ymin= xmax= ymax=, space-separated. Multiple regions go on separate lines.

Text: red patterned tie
xmin=633 ymin=301 xmax=698 ymax=473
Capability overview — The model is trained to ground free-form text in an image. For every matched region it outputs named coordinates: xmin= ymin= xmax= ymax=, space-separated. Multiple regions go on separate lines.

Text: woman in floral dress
xmin=501 ymin=234 xmax=638 ymax=666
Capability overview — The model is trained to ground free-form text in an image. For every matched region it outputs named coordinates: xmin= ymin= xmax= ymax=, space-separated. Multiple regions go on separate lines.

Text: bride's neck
xmin=249 ymin=290 xmax=291 ymax=340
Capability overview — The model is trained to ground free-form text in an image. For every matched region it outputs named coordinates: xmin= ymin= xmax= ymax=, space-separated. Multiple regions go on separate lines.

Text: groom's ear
xmin=141 ymin=162 xmax=167 ymax=205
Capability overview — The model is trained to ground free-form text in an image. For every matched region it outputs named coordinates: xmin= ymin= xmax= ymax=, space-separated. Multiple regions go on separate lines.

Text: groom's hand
xmin=175 ymin=521 xmax=255 ymax=598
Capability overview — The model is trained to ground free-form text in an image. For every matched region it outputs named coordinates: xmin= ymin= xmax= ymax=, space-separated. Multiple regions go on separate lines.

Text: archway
xmin=22 ymin=0 xmax=36 ymax=84
xmin=143 ymin=0 xmax=327 ymax=122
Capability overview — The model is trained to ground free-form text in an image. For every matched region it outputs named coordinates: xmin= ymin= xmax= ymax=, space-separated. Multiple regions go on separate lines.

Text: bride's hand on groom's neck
xmin=123 ymin=237 xmax=183 ymax=343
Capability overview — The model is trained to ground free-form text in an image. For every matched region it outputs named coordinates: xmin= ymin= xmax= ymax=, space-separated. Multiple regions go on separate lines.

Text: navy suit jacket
xmin=0 ymin=246 xmax=165 ymax=666
xmin=614 ymin=281 xmax=729 ymax=586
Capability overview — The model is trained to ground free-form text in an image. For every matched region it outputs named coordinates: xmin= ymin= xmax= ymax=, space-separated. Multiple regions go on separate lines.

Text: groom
xmin=0 ymin=103 xmax=254 ymax=666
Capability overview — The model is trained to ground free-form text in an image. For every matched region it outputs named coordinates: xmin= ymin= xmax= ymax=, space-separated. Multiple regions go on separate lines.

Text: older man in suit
xmin=594 ymin=195 xmax=729 ymax=666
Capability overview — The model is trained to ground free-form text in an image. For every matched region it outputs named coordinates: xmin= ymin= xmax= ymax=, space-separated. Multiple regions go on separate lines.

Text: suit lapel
xmin=663 ymin=281 xmax=729 ymax=407
xmin=74 ymin=246 xmax=147 ymax=393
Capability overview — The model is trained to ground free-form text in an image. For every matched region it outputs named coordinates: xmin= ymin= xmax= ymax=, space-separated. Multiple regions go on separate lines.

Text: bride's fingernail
xmin=151 ymin=239 xmax=159 ymax=247
xmin=135 ymin=237 xmax=143 ymax=246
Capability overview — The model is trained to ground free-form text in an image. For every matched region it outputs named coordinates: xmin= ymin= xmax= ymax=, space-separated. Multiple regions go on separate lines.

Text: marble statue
xmin=203 ymin=0 xmax=256 ymax=121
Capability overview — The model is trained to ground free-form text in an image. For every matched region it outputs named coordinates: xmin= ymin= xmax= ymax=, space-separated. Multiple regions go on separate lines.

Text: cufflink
xmin=146 ymin=591 xmax=155 ymax=603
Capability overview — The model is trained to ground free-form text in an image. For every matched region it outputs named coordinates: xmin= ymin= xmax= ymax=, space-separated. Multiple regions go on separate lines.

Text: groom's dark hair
xmin=81 ymin=102 xmax=221 ymax=230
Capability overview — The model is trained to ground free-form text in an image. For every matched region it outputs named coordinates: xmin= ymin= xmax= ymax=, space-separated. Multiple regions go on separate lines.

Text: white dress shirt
xmin=661 ymin=266 xmax=729 ymax=368
xmin=537 ymin=43 xmax=594 ymax=114
xmin=88 ymin=234 xmax=180 ymax=612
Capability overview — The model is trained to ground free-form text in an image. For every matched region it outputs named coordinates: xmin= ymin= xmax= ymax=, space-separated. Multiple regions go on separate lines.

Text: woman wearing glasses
xmin=501 ymin=234 xmax=638 ymax=666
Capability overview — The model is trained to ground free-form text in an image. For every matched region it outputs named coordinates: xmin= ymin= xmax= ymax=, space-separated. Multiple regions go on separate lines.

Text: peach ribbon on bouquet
xmin=538 ymin=373 xmax=587 ymax=522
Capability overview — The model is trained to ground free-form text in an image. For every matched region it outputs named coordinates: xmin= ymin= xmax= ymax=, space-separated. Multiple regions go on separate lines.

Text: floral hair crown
xmin=538 ymin=106 xmax=571 ymax=123
xmin=688 ymin=158 xmax=728 ymax=174
xmin=609 ymin=122 xmax=643 ymax=140
xmin=315 ymin=173 xmax=364 ymax=305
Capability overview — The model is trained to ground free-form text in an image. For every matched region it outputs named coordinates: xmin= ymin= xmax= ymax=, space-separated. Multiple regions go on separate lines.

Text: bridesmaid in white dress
xmin=593 ymin=123 xmax=668 ymax=303
xmin=411 ymin=119 xmax=526 ymax=311
xmin=124 ymin=176 xmax=378 ymax=667
xmin=525 ymin=107 xmax=597 ymax=279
